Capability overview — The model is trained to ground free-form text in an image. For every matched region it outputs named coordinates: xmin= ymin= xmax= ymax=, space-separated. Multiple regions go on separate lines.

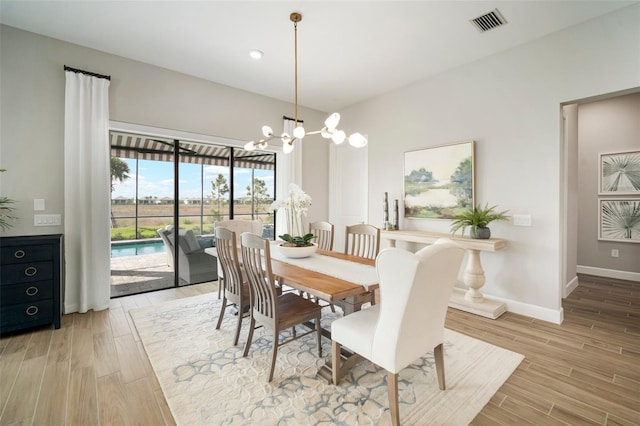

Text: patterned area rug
xmin=131 ymin=293 xmax=524 ymax=425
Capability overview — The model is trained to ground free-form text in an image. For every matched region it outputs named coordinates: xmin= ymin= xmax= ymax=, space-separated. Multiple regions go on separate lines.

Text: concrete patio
xmin=110 ymin=252 xmax=175 ymax=297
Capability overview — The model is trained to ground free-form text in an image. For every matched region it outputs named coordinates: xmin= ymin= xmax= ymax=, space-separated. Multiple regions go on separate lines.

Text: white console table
xmin=381 ymin=230 xmax=507 ymax=319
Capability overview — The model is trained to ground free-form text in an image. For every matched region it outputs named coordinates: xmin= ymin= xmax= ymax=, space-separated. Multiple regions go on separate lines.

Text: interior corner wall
xmin=0 ymin=24 xmax=331 ymax=241
xmin=341 ymin=4 xmax=640 ymax=322
xmin=577 ymin=92 xmax=640 ymax=278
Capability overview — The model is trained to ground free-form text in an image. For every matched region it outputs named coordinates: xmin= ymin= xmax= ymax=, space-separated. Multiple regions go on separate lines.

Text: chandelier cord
xmin=293 ymin=19 xmax=299 ymax=129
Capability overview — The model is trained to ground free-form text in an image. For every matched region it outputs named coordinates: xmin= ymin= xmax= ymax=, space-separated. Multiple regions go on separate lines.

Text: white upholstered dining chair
xmin=213 ymin=219 xmax=262 ymax=297
xmin=331 ymin=239 xmax=465 ymax=426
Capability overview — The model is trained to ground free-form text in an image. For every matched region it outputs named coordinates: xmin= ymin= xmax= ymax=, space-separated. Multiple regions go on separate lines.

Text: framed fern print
xmin=598 ymin=198 xmax=640 ymax=243
xmin=599 ymin=150 xmax=640 ymax=195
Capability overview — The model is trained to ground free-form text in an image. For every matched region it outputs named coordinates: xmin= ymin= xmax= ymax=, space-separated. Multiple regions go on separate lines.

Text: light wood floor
xmin=0 ymin=275 xmax=638 ymax=425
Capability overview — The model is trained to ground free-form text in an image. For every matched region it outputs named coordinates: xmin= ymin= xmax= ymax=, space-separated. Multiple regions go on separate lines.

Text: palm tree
xmin=110 ymin=157 xmax=130 ymax=191
xmin=110 ymin=157 xmax=131 ymax=227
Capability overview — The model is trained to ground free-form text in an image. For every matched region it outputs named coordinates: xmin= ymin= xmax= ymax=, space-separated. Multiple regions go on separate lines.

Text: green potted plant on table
xmin=279 ymin=233 xmax=316 ymax=247
xmin=450 ymin=203 xmax=509 ymax=239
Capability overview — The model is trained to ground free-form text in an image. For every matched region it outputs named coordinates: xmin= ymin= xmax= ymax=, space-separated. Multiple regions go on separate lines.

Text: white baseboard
xmin=453 ymin=285 xmax=564 ymax=324
xmin=564 ymin=275 xmax=579 ymax=297
xmin=577 ymin=265 xmax=640 ymax=282
xmin=485 ymin=294 xmax=563 ymax=324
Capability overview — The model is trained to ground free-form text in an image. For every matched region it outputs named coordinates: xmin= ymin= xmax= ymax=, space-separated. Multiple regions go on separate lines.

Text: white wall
xmin=0 ymin=25 xmax=331 ymax=312
xmin=342 ymin=4 xmax=640 ymax=322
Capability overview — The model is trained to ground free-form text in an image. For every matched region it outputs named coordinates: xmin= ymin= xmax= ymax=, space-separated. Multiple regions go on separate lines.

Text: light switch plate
xmin=34 ymin=214 xmax=61 ymax=226
xmin=513 ymin=214 xmax=532 ymax=226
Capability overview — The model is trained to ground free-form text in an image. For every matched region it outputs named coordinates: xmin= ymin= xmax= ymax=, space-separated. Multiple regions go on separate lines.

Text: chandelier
xmin=244 ymin=12 xmax=367 ymax=154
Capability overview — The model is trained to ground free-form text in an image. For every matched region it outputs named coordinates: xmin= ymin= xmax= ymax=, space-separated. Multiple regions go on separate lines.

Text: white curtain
xmin=275 ymin=118 xmax=303 ymax=236
xmin=64 ymin=70 xmax=111 ymax=313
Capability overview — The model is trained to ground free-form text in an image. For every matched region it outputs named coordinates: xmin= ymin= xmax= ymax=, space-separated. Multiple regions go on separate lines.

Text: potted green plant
xmin=279 ymin=233 xmax=316 ymax=247
xmin=0 ymin=169 xmax=17 ymax=231
xmin=450 ymin=203 xmax=509 ymax=239
xmin=270 ymin=184 xmax=317 ymax=258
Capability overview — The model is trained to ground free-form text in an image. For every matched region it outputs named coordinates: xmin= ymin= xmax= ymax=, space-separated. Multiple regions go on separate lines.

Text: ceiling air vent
xmin=470 ymin=9 xmax=507 ymax=33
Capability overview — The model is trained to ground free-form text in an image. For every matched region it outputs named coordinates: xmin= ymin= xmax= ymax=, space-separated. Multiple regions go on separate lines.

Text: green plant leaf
xmin=449 ymin=203 xmax=509 ymax=235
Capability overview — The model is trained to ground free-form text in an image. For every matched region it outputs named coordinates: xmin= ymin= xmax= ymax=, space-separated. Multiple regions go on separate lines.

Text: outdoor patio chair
xmin=157 ymin=227 xmax=217 ymax=285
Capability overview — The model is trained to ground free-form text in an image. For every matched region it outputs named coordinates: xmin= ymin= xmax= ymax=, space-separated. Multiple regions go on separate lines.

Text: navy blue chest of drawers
xmin=1 ymin=234 xmax=63 ymax=334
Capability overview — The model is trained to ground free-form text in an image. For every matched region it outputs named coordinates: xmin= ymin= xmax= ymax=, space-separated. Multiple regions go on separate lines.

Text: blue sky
xmin=111 ymin=158 xmax=274 ymax=200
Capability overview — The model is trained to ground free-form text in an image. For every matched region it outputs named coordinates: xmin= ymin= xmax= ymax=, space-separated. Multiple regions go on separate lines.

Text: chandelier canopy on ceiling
xmin=244 ymin=12 xmax=368 ymax=154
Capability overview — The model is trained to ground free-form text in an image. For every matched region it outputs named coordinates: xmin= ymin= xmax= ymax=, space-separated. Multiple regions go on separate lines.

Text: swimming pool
xmin=111 ymin=240 xmax=166 ymax=258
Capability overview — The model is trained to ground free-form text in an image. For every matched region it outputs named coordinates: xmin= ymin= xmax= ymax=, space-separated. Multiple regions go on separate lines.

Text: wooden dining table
xmin=204 ymin=245 xmax=378 ymax=315
xmin=271 ymin=248 xmax=377 ymax=315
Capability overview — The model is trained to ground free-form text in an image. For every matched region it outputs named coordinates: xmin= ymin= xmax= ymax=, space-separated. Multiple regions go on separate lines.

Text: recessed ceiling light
xmin=249 ymin=49 xmax=263 ymax=60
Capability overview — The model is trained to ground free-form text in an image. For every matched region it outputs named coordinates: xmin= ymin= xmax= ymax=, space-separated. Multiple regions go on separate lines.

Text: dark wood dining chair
xmin=309 ymin=221 xmax=334 ymax=251
xmin=240 ymin=232 xmax=323 ymax=382
xmin=345 ymin=224 xmax=380 ymax=260
xmin=332 ymin=239 xmax=465 ymax=426
xmin=214 ymin=227 xmax=250 ymax=346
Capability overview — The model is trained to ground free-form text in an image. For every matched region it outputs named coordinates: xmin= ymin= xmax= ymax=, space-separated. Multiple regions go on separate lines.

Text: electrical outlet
xmin=611 ymin=249 xmax=619 ymax=258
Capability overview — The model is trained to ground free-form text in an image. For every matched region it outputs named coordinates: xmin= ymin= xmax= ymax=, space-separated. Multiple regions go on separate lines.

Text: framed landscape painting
xmin=404 ymin=141 xmax=474 ymax=220
xmin=598 ymin=198 xmax=640 ymax=243
xmin=599 ymin=149 xmax=640 ymax=195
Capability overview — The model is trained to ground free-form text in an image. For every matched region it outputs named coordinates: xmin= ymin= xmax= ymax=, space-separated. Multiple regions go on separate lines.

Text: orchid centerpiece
xmin=270 ymin=183 xmax=315 ymax=247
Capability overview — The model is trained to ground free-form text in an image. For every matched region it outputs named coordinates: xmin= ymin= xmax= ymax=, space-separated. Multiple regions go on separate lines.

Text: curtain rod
xmin=64 ymin=65 xmax=111 ymax=81
xmin=283 ymin=115 xmax=304 ymax=124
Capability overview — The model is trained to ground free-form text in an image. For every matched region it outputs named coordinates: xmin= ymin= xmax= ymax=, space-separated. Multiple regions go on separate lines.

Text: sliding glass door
xmin=109 ymin=132 xmax=275 ymax=297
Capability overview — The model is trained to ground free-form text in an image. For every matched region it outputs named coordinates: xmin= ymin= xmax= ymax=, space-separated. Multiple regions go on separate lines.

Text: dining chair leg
xmin=242 ymin=316 xmax=256 ymax=357
xmin=215 ymin=296 xmax=227 ymax=330
xmin=434 ymin=343 xmax=446 ymax=390
xmin=331 ymin=340 xmax=342 ymax=385
xmin=387 ymin=371 xmax=400 ymax=426
xmin=316 ymin=315 xmax=322 ymax=357
xmin=233 ymin=306 xmax=243 ymax=346
xmin=267 ymin=331 xmax=279 ymax=382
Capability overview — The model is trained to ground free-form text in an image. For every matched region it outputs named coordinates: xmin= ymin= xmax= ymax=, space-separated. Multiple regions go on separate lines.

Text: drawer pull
xmin=26 ymin=306 xmax=39 ymax=316
xmin=24 ymin=266 xmax=38 ymax=277
xmin=26 ymin=286 xmax=39 ymax=296
xmin=14 ymin=250 xmax=26 ymax=259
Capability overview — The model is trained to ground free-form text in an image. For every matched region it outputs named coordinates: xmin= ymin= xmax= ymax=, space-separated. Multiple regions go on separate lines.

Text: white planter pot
xmin=277 ymin=243 xmax=318 ymax=258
